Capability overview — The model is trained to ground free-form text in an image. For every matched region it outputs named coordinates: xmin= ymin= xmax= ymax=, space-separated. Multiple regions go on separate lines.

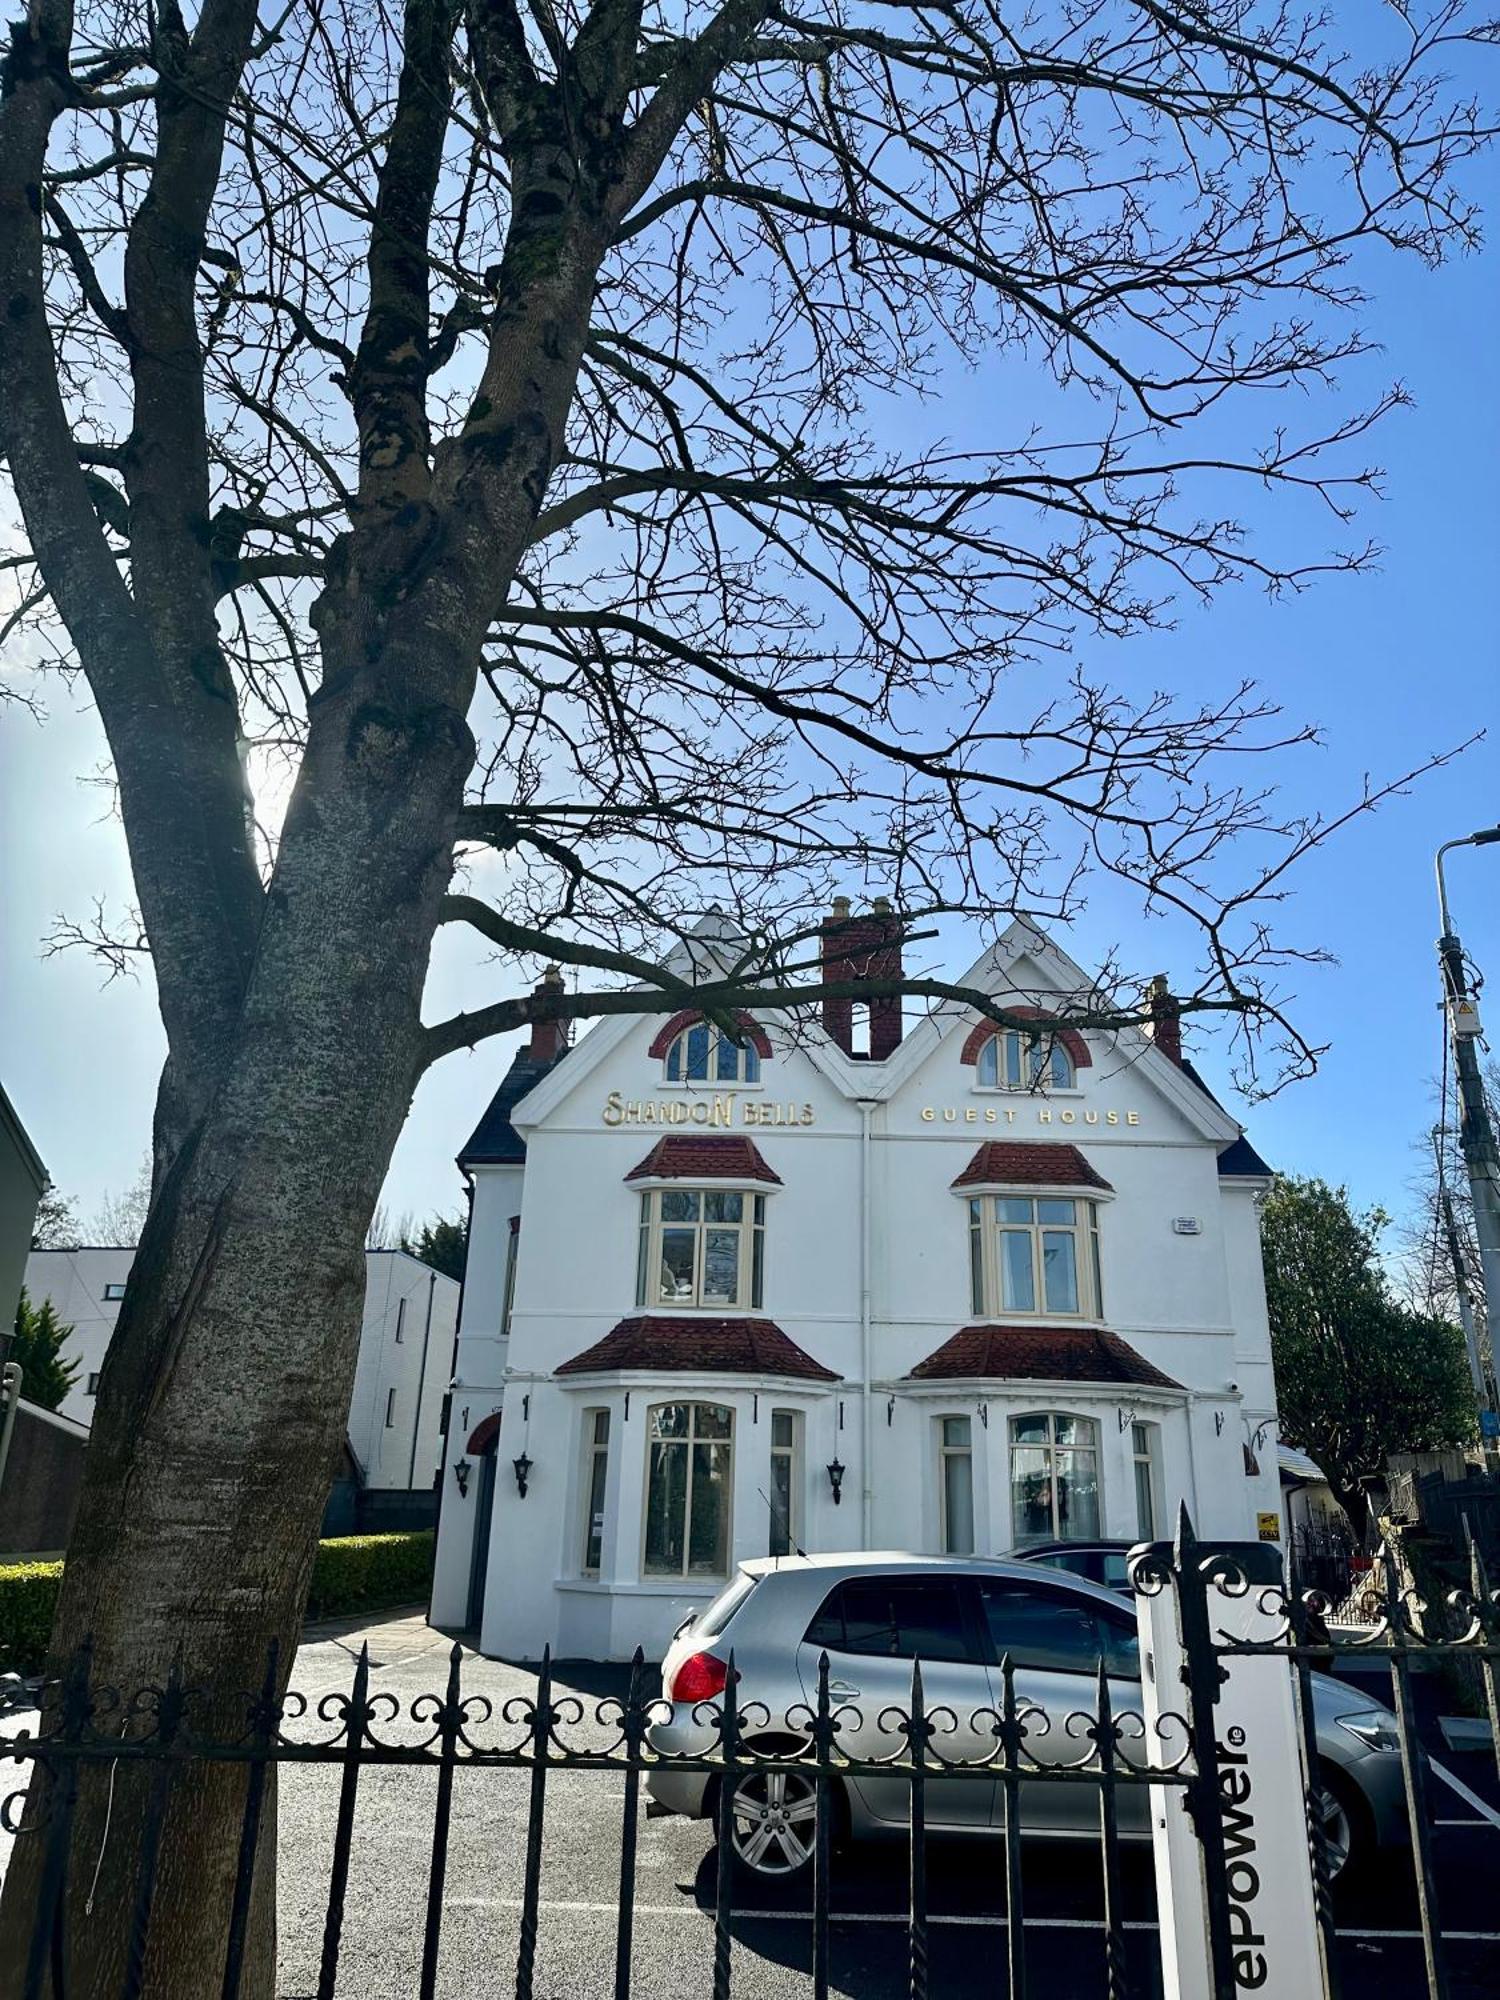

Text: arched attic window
xmin=961 ymin=1012 xmax=1091 ymax=1092
xmin=649 ymin=1010 xmax=771 ymax=1085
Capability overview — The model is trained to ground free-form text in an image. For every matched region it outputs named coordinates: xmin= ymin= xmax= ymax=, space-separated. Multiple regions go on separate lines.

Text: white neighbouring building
xmin=431 ymin=911 xmax=1281 ymax=1661
xmin=25 ymin=1246 xmax=457 ymax=1517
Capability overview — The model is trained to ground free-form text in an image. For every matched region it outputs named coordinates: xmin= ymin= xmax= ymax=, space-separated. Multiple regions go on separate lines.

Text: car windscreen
xmin=695 ymin=1569 xmax=759 ymax=1639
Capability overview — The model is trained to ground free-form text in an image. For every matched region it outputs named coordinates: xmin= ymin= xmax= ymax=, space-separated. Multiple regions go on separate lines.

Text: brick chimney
xmin=526 ymin=964 xmax=570 ymax=1062
xmin=1145 ymin=973 xmax=1182 ymax=1065
xmin=821 ymin=897 xmax=904 ymax=1059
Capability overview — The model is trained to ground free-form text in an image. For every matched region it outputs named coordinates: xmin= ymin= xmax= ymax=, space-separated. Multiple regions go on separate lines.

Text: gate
xmin=4 ymin=1524 xmax=1498 ymax=2000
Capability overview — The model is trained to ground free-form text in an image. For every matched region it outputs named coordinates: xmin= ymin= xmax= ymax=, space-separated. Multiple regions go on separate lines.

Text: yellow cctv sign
xmin=1257 ymin=1512 xmax=1282 ymax=1542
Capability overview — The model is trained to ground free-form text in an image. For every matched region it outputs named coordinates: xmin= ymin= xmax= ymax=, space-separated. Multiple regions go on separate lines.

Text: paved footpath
xmin=6 ymin=1611 xmax=1500 ymax=1996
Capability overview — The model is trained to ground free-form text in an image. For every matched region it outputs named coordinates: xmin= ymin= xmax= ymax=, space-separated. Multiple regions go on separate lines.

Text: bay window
xmin=969 ymin=1195 xmax=1101 ymax=1318
xmin=1010 ymin=1412 xmax=1101 ymax=1544
xmin=1132 ymin=1421 xmax=1159 ymax=1540
xmin=976 ymin=1029 xmax=1074 ymax=1091
xmin=939 ymin=1415 xmax=975 ymax=1554
xmin=644 ymin=1402 xmax=734 ymax=1577
xmin=581 ymin=1410 xmax=610 ymax=1575
xmin=769 ymin=1410 xmax=800 ymax=1557
xmin=636 ymin=1189 xmax=766 ymax=1309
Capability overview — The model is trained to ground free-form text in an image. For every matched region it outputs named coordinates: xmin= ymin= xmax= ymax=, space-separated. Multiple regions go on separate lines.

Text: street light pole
xmin=1434 ymin=826 xmax=1500 ymax=1437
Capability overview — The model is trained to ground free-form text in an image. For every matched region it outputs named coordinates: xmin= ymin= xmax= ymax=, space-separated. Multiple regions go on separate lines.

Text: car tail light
xmin=668 ymin=1650 xmax=730 ymax=1702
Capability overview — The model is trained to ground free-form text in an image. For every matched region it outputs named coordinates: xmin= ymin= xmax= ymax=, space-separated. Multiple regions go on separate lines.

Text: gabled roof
xmin=625 ymin=1136 xmax=782 ymax=1184
xmin=951 ymin=1141 xmax=1112 ymax=1193
xmin=457 ymin=1048 xmax=569 ymax=1168
xmin=556 ymin=1315 xmax=839 ymax=1381
xmin=907 ymin=1323 xmax=1182 ymax=1389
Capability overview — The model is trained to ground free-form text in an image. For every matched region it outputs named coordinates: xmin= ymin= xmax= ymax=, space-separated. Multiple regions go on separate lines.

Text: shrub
xmin=0 ymin=1561 xmax=63 ymax=1675
xmin=304 ymin=1532 xmax=435 ymax=1622
xmin=0 ymin=1533 xmax=433 ymax=1674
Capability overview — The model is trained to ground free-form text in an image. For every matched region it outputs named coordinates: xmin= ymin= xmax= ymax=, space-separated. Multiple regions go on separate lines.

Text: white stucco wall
xmin=22 ymin=1246 xmax=132 ymax=1422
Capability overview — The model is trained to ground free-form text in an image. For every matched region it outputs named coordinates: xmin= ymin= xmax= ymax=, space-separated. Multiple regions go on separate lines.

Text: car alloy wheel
xmin=1315 ymin=1783 xmax=1353 ymax=1881
xmin=730 ymin=1768 xmax=819 ymax=1877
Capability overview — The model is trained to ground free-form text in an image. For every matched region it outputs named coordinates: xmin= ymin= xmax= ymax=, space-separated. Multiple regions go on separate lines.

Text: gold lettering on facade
xmin=1037 ymin=1108 xmax=1052 ymax=1123
xmin=912 ymin=1103 xmax=1143 ymax=1130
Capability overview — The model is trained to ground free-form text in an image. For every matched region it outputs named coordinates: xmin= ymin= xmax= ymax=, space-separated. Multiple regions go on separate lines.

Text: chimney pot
xmin=1146 ymin=974 xmax=1182 ymax=1065
xmin=527 ymin=966 xmax=570 ymax=1062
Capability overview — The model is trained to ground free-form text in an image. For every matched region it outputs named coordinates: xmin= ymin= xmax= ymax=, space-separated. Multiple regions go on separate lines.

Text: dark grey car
xmin=645 ymin=1553 xmax=1408 ymax=1885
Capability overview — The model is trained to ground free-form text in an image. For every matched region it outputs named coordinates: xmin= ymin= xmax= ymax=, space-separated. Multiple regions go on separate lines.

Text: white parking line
xmin=1429 ymin=1761 xmax=1500 ymax=1830
xmin=447 ymin=1898 xmax=1500 ymax=1942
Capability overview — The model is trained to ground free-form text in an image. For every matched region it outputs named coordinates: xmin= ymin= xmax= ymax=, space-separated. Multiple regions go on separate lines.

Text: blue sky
xmin=2 ymin=138 xmax=1496 ymax=1247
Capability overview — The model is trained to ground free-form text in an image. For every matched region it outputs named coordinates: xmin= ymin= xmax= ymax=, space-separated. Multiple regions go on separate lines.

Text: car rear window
xmin=696 ymin=1570 xmax=759 ymax=1639
xmin=805 ymin=1577 xmax=976 ymax=1664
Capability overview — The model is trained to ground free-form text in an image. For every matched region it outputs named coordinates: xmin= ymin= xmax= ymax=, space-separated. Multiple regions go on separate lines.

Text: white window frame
xmin=968 ymin=1193 xmax=1102 ymax=1319
xmin=86 ymin=1372 xmax=101 ymax=1396
xmin=663 ymin=1020 xmax=763 ymax=1086
xmin=1008 ymin=1411 xmax=1102 ymax=1545
xmin=642 ymin=1401 xmax=735 ymax=1580
xmin=501 ymin=1220 xmax=519 ymax=1336
xmin=768 ymin=1408 xmax=801 ymax=1556
xmin=974 ymin=1029 xmax=1075 ymax=1092
xmin=1131 ymin=1420 xmax=1161 ymax=1540
xmin=581 ymin=1408 xmax=611 ymax=1576
xmin=938 ymin=1414 xmax=975 ymax=1555
xmin=102 ymin=1282 xmax=127 ymax=1302
xmin=635 ymin=1188 xmax=767 ymax=1310
xmin=384 ymin=1387 xmax=397 ymax=1429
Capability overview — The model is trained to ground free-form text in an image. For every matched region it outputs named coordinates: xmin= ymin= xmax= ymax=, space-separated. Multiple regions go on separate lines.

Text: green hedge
xmin=304 ymin=1531 xmax=435 ymax=1622
xmin=0 ymin=1561 xmax=62 ymax=1675
xmin=0 ymin=1532 xmax=434 ymax=1676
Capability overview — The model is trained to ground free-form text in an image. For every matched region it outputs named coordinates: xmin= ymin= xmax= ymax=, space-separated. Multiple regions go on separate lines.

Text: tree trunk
xmin=0 ymin=634 xmax=475 ymax=1997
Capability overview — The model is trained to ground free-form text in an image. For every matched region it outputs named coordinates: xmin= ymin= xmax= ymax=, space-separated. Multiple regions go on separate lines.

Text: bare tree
xmin=0 ymin=0 xmax=1492 ymax=1986
xmin=87 ymin=1154 xmax=154 ymax=1248
xmin=1397 ymin=1056 xmax=1498 ymax=1360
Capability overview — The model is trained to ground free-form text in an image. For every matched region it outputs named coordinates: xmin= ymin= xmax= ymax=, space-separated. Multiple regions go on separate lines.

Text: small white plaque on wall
xmin=1171 ymin=1216 xmax=1201 ymax=1236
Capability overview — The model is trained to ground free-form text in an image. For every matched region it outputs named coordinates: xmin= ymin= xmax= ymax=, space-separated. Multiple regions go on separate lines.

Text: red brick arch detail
xmin=959 ymin=1008 xmax=1092 ymax=1070
xmin=647 ymin=1009 xmax=773 ymax=1061
xmin=465 ymin=1412 xmax=501 ymax=1454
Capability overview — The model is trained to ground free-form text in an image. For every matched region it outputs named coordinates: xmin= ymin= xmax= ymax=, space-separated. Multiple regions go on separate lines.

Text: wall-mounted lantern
xmin=826 ymin=1457 xmax=845 ymax=1506
xmin=513 ymin=1451 xmax=533 ymax=1499
xmin=453 ymin=1457 xmax=472 ymax=1500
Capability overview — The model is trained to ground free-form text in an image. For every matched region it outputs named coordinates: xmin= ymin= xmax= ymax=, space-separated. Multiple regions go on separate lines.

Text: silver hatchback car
xmin=645 ymin=1552 xmax=1408 ymax=1885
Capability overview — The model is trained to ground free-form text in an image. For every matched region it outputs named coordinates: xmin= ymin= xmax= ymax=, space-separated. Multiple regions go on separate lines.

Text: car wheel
xmin=725 ymin=1767 xmax=821 ymax=1882
xmin=1314 ymin=1764 xmax=1370 ymax=1885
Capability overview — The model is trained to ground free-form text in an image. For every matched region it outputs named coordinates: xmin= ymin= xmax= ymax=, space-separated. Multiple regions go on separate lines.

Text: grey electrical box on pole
xmin=1435 ymin=827 xmax=1500 ymax=1439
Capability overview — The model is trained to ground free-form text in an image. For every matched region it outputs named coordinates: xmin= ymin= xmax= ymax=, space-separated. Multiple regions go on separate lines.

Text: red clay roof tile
xmin=625 ymin=1136 xmax=782 ymax=1184
xmin=951 ymin=1142 xmax=1112 ymax=1192
xmin=907 ymin=1324 xmax=1180 ymax=1388
xmin=556 ymin=1316 xmax=837 ymax=1381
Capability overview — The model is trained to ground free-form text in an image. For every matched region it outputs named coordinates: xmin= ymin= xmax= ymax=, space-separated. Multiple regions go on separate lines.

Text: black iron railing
xmin=2 ymin=1524 xmax=1497 ymax=2000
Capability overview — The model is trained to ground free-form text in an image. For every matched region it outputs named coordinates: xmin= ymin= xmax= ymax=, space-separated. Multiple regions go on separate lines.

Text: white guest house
xmin=431 ymin=911 xmax=1280 ymax=1660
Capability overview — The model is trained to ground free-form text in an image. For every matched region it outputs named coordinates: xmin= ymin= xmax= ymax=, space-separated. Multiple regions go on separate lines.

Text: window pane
xmin=688 ymin=1441 xmax=732 ymax=1574
xmin=1004 ymin=1032 xmax=1023 ymax=1087
xmin=659 ymin=1190 xmax=701 ymax=1223
xmin=585 ymin=1438 xmax=608 ymax=1572
xmin=652 ymin=1404 xmax=690 ymax=1439
xmin=1000 ymin=1231 xmax=1036 ymax=1312
xmin=694 ymin=1404 xmax=733 ymax=1439
xmin=685 ymin=1023 xmax=710 ymax=1079
xmin=771 ymin=1411 xmax=794 ymax=1448
xmin=997 ymin=1197 xmax=1033 ymax=1223
xmin=1048 ymin=1046 xmax=1073 ymax=1089
xmin=702 ymin=1229 xmax=740 ymax=1304
xmin=833 ymin=1581 xmax=900 ymax=1656
xmin=891 ymin=1581 xmax=974 ymax=1663
xmin=704 ymin=1191 xmax=744 ymax=1223
xmin=659 ymin=1229 xmax=698 ymax=1301
xmin=969 ymin=1222 xmax=985 ymax=1315
xmin=1010 ymin=1445 xmax=1054 ymax=1543
xmin=1132 ymin=1422 xmax=1148 ymax=1455
xmin=751 ymin=1227 xmax=764 ymax=1308
xmin=636 ymin=1220 xmax=650 ymax=1307
xmin=645 ymin=1441 xmax=686 ymax=1573
xmin=665 ymin=1037 xmax=682 ymax=1081
xmin=1099 ymin=1615 xmax=1141 ymax=1681
xmin=1135 ymin=1455 xmax=1156 ymax=1539
xmin=941 ymin=1416 xmax=971 ymax=1447
xmin=977 ymin=1038 xmax=997 ymax=1087
xmin=745 ymin=1045 xmax=761 ymax=1084
xmin=1037 ymin=1199 xmax=1076 ymax=1225
xmin=943 ymin=1449 xmax=975 ymax=1555
xmin=593 ymin=1411 xmax=611 ymax=1447
xmin=753 ymin=1196 xmax=766 ymax=1224
xmin=1052 ymin=1415 xmax=1094 ymax=1447
xmin=716 ymin=1032 xmax=741 ymax=1081
xmin=1012 ymin=1413 xmax=1050 ymax=1445
xmin=1054 ymin=1449 xmax=1101 ymax=1540
xmin=1041 ymin=1231 xmax=1079 ymax=1312
xmin=770 ymin=1450 xmax=793 ymax=1558
xmin=978 ymin=1583 xmax=1100 ymax=1675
